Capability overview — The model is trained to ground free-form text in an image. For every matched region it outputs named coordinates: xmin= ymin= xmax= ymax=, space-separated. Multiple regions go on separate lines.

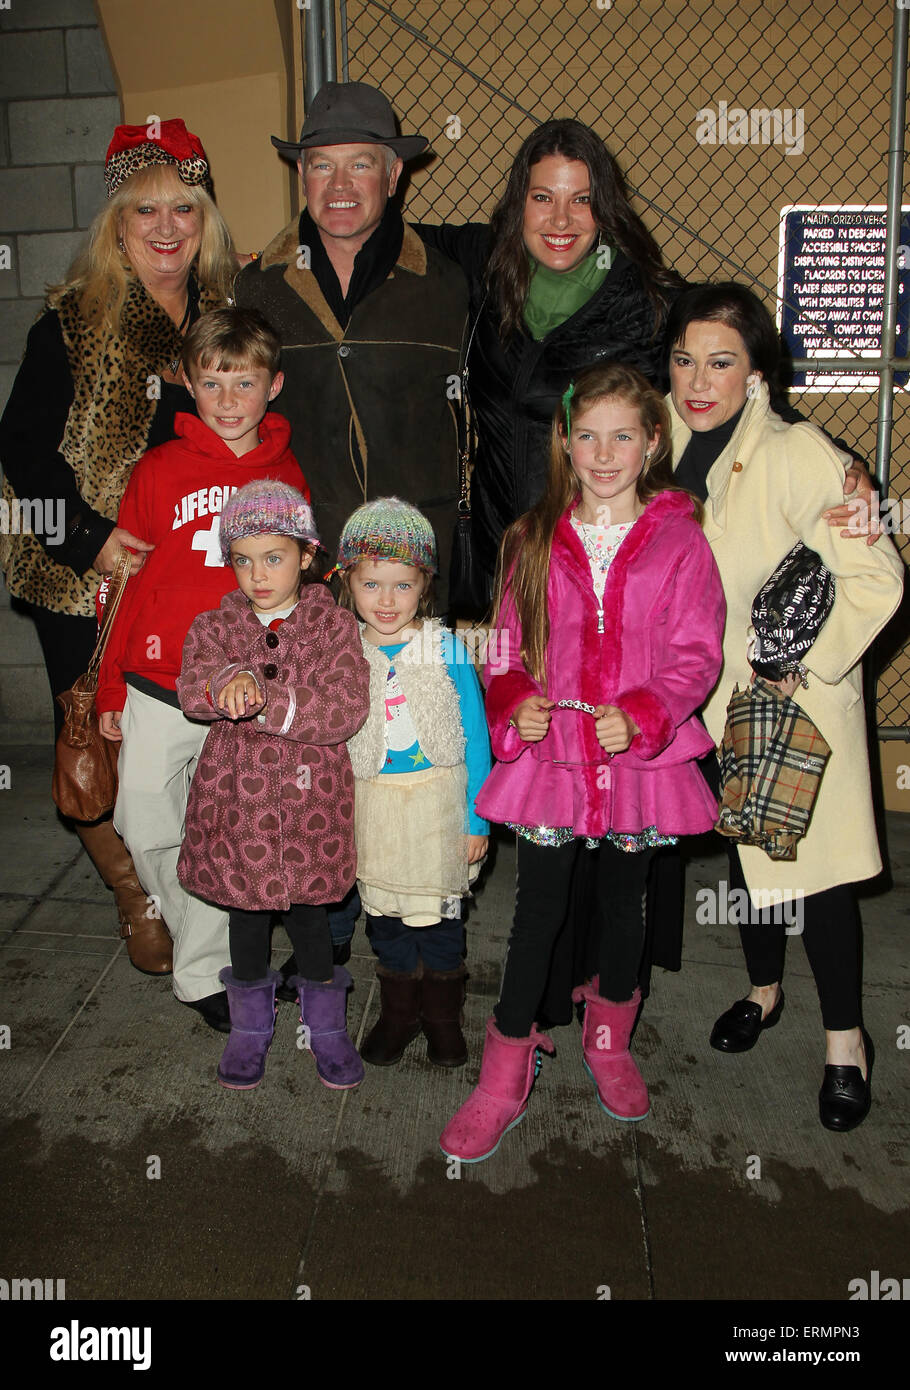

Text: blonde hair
xmin=493 ymin=361 xmax=699 ymax=688
xmin=49 ymin=165 xmax=236 ymax=331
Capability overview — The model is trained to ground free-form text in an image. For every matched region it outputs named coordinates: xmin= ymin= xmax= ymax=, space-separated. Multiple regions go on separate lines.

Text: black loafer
xmin=819 ymin=1033 xmax=873 ymax=1131
xmin=182 ymin=991 xmax=231 ymax=1033
xmin=710 ymin=988 xmax=785 ymax=1053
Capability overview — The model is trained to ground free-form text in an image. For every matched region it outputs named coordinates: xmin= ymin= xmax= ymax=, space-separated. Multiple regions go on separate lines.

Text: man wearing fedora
xmin=235 ymin=81 xmax=467 ymax=597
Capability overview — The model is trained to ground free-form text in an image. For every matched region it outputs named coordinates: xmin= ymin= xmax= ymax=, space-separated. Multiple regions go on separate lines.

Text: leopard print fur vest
xmin=0 ymin=275 xmax=222 ymax=616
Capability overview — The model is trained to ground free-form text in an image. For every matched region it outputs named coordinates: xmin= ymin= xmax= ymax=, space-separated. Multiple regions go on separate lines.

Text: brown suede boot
xmin=360 ymin=966 xmax=422 ymax=1066
xmin=420 ymin=966 xmax=468 ymax=1067
xmin=75 ymin=820 xmax=173 ymax=975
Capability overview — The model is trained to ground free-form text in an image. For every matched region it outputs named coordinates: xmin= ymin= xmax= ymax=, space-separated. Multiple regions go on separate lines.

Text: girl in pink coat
xmin=177 ymin=480 xmax=370 ymax=1092
xmin=440 ymin=362 xmax=726 ymax=1163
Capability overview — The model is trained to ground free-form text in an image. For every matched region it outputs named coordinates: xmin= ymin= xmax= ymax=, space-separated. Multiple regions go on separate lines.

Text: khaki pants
xmin=114 ymin=687 xmax=229 ymax=1002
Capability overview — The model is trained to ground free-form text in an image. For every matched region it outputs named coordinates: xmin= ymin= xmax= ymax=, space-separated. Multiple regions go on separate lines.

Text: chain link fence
xmin=339 ymin=0 xmax=909 ymax=733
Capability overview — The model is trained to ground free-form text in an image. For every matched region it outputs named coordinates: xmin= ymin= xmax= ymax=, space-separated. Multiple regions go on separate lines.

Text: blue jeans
xmin=328 ymin=884 xmax=361 ymax=946
xmin=366 ymin=912 xmax=464 ymax=973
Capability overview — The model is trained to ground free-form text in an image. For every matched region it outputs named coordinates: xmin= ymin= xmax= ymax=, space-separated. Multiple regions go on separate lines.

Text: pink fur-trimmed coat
xmin=476 ymin=492 xmax=726 ymax=839
xmin=176 ymin=585 xmax=369 ymax=910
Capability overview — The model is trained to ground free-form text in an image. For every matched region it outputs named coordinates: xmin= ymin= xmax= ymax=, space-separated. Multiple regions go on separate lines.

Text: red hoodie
xmin=96 ymin=411 xmax=309 ymax=715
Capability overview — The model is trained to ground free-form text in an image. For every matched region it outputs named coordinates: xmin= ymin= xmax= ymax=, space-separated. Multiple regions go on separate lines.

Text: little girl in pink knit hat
xmin=176 ymin=479 xmax=370 ymax=1091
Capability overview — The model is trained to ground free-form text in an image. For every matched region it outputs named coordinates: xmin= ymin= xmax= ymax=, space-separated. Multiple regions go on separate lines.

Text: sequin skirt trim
xmin=506 ymin=822 xmax=678 ymax=853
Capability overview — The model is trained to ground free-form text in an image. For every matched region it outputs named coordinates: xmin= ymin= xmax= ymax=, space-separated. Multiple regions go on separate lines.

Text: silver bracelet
xmin=555 ymin=698 xmax=598 ymax=715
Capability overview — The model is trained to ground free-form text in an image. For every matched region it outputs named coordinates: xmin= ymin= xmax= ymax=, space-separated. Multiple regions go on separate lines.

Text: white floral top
xmin=571 ymin=515 xmax=635 ymax=605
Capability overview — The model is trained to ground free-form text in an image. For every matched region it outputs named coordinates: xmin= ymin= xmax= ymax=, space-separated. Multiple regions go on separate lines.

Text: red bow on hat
xmin=106 ymin=118 xmax=207 ymax=165
xmin=104 ymin=118 xmax=212 ymax=197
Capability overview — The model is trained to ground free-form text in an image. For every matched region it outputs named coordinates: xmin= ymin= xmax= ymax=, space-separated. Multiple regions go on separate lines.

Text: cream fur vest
xmin=347 ymin=619 xmax=467 ymax=779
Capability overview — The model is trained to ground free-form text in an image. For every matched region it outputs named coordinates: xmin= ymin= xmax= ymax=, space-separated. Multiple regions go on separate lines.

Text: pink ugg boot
xmin=572 ymin=977 xmax=649 ymax=1121
xmin=439 ymin=1016 xmax=555 ymax=1163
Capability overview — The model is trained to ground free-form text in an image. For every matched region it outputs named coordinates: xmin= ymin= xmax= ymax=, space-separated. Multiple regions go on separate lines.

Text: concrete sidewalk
xmin=1 ymin=743 xmax=908 ymax=1303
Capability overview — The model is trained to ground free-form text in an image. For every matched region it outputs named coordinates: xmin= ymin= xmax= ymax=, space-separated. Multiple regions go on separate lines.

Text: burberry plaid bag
xmin=716 ymin=678 xmax=831 ymax=861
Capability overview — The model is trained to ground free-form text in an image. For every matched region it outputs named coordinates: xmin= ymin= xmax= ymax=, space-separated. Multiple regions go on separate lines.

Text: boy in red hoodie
xmin=97 ymin=307 xmax=309 ymax=1032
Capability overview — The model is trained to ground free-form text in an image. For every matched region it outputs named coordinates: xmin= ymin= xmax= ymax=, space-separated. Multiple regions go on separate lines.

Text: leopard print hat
xmin=105 ymin=119 xmax=213 ymax=198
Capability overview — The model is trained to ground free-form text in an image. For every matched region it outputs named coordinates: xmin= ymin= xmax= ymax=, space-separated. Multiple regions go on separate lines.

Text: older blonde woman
xmin=0 ymin=121 xmax=236 ymax=1014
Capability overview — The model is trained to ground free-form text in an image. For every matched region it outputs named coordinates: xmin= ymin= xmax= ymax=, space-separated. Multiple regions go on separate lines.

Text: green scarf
xmin=523 ymin=246 xmax=612 ymax=341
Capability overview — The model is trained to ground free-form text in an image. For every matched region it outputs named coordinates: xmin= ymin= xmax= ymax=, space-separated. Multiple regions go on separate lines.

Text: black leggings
xmin=25 ymin=601 xmax=99 ymax=741
xmin=727 ymin=847 xmax=862 ymax=1031
xmin=495 ymin=837 xmax=654 ymax=1038
xmin=229 ymin=903 xmax=333 ymax=983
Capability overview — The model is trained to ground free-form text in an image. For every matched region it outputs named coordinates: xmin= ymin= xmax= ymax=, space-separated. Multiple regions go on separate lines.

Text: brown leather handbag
xmin=52 ymin=547 xmax=132 ymax=822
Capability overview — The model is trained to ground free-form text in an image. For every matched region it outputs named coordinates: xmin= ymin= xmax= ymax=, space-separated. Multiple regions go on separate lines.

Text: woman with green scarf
xmin=416 ymin=118 xmax=684 ymax=605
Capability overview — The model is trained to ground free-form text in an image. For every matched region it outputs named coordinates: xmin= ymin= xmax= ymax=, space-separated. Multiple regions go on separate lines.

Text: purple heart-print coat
xmin=176 ymin=584 xmax=370 ymax=911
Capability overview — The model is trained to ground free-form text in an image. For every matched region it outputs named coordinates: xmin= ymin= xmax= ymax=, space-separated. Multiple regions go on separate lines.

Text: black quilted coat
xmin=417 ymin=223 xmax=681 ymax=584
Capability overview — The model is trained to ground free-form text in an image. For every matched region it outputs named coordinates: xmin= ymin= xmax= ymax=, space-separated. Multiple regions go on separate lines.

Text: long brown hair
xmin=493 ymin=362 xmax=698 ymax=687
xmin=486 ymin=119 xmax=683 ymax=341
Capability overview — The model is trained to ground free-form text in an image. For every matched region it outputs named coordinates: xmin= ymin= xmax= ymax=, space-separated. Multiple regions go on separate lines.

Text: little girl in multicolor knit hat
xmin=332 ymin=497 xmax=492 ymax=1072
xmin=176 ymin=477 xmax=371 ymax=1094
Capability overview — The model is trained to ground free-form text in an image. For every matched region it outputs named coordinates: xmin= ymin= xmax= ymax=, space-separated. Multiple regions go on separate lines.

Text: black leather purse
xmin=750 ymin=541 xmax=836 ymax=682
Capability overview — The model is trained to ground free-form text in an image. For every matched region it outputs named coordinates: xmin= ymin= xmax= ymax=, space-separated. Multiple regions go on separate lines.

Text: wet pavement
xmin=1 ymin=743 xmax=908 ymax=1336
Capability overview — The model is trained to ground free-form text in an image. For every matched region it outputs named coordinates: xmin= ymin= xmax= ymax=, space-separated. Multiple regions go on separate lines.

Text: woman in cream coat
xmin=665 ymin=283 xmax=903 ymax=1131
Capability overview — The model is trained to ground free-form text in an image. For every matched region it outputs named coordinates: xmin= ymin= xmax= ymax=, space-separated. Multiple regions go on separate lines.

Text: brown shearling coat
xmin=233 ymin=219 xmax=468 ymax=604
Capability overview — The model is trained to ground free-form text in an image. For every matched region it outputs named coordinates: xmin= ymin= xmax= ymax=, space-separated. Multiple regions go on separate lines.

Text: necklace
xmin=168 ymin=292 xmax=194 ymax=374
xmin=572 ymin=516 xmax=633 ymax=573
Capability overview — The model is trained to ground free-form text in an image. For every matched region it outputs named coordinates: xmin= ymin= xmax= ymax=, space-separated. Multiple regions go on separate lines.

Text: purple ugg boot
xmin=217 ymin=966 xmax=281 ymax=1090
xmin=291 ymin=965 xmax=364 ymax=1090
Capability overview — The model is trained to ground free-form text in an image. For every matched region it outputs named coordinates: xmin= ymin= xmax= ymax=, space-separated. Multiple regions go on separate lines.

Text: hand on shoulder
xmin=823 ymin=461 xmax=884 ymax=546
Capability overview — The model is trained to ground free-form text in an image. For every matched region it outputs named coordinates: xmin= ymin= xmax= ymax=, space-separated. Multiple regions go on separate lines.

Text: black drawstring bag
xmin=750 ymin=541 xmax=835 ymax=682
xmin=448 ymin=297 xmax=492 ymax=622
xmin=449 ymin=370 xmax=491 ymax=620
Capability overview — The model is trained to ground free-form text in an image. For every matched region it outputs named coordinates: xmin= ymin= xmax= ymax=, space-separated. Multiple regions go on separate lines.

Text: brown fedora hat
xmin=271 ymin=81 xmax=428 ymax=162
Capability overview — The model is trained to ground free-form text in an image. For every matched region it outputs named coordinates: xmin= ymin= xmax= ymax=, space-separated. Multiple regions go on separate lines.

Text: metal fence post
xmin=874 ymin=3 xmax=909 ymax=498
xmin=339 ymin=0 xmax=350 ymax=82
xmin=304 ymin=0 xmax=326 ymax=107
xmin=323 ymin=0 xmax=338 ymax=82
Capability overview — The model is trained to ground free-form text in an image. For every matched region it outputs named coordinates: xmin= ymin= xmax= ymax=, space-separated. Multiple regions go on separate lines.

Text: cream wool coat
xmin=669 ymin=384 xmax=904 ymax=901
